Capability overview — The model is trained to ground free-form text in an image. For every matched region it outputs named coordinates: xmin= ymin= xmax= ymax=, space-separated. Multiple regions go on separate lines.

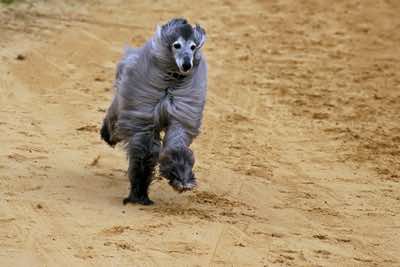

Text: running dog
xmin=100 ymin=18 xmax=207 ymax=205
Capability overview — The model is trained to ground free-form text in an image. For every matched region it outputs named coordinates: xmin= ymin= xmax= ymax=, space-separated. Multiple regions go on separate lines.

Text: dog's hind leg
xmin=123 ymin=132 xmax=160 ymax=205
xmin=100 ymin=120 xmax=113 ymax=146
xmin=100 ymin=96 xmax=120 ymax=147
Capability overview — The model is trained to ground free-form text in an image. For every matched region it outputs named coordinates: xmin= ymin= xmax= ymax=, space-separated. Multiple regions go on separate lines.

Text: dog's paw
xmin=123 ymin=195 xmax=154 ymax=206
xmin=169 ymin=178 xmax=197 ymax=193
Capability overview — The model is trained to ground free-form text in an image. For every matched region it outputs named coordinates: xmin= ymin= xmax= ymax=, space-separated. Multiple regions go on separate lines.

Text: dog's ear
xmin=155 ymin=24 xmax=163 ymax=40
xmin=193 ymin=24 xmax=206 ymax=49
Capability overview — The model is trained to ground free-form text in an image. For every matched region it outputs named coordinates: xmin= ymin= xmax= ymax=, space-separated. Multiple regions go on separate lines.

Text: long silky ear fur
xmin=155 ymin=25 xmax=162 ymax=40
xmin=152 ymin=25 xmax=167 ymax=58
xmin=194 ymin=24 xmax=206 ymax=48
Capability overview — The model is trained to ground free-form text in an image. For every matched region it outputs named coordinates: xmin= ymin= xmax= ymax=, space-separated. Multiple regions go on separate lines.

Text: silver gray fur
xmin=101 ymin=18 xmax=207 ymax=204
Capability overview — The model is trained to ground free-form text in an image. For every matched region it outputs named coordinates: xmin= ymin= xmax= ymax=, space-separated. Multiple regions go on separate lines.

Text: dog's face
xmin=158 ymin=18 xmax=206 ymax=74
xmin=171 ymin=36 xmax=197 ymax=73
xmin=159 ymin=148 xmax=197 ymax=192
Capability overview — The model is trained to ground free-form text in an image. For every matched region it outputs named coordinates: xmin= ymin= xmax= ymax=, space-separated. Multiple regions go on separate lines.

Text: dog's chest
xmin=155 ymin=86 xmax=177 ymax=128
xmin=147 ymin=74 xmax=203 ymax=134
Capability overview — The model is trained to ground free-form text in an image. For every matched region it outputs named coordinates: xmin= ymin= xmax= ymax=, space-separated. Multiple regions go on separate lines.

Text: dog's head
xmin=159 ymin=147 xmax=197 ymax=192
xmin=155 ymin=18 xmax=206 ymax=74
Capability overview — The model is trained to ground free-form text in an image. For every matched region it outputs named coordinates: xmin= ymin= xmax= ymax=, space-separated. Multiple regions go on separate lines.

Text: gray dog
xmin=100 ymin=18 xmax=207 ymax=205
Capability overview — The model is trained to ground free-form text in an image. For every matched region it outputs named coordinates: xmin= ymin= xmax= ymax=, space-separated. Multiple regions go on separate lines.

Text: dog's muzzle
xmin=181 ymin=56 xmax=192 ymax=72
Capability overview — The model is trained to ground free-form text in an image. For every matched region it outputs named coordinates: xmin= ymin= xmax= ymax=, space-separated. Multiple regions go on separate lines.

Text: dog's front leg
xmin=159 ymin=123 xmax=197 ymax=192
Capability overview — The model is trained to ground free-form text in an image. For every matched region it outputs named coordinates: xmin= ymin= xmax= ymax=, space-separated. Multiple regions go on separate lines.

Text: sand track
xmin=0 ymin=0 xmax=399 ymax=266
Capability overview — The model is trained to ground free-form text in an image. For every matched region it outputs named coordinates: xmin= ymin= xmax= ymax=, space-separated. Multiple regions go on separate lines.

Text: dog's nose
xmin=182 ymin=62 xmax=191 ymax=72
xmin=182 ymin=57 xmax=192 ymax=72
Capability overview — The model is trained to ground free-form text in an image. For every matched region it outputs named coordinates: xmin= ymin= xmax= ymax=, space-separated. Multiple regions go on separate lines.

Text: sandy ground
xmin=0 ymin=0 xmax=399 ymax=266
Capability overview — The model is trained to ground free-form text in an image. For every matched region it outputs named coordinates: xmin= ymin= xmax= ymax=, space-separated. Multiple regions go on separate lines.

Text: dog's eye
xmin=190 ymin=44 xmax=196 ymax=51
xmin=173 ymin=43 xmax=181 ymax=49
